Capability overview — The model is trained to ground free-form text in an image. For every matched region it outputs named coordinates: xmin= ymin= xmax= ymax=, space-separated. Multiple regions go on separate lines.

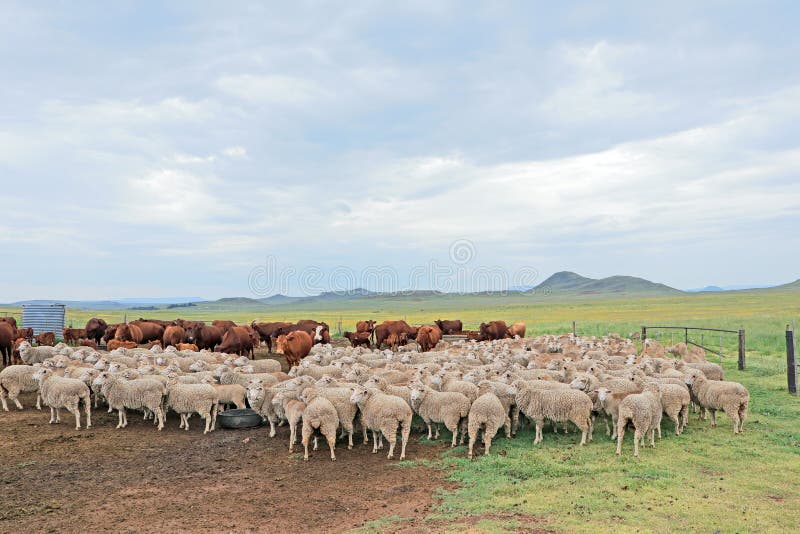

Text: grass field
xmin=2 ymin=290 xmax=799 ymax=532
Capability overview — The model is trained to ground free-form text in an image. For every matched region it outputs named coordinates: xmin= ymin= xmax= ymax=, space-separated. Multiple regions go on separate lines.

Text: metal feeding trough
xmin=217 ymin=409 xmax=263 ymax=429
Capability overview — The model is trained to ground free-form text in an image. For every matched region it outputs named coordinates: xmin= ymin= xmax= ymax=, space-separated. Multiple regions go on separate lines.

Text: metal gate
xmin=641 ymin=325 xmax=746 ymax=370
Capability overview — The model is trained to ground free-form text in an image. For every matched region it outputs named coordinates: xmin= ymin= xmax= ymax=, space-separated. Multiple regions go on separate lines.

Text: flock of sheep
xmin=0 ymin=330 xmax=750 ymax=461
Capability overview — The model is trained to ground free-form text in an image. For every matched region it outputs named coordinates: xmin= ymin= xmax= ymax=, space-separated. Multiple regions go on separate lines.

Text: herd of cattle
xmin=0 ymin=316 xmax=526 ymax=367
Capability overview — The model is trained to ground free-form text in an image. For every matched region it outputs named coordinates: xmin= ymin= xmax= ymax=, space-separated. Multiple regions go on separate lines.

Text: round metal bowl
xmin=217 ymin=409 xmax=263 ymax=429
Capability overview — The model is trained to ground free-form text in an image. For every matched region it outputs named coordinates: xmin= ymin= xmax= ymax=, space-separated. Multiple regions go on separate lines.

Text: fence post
xmin=684 ymin=327 xmax=688 ymax=345
xmin=572 ymin=321 xmax=576 ymax=337
xmin=641 ymin=326 xmax=647 ymax=349
xmin=738 ymin=329 xmax=746 ymax=371
xmin=787 ymin=326 xmax=797 ymax=395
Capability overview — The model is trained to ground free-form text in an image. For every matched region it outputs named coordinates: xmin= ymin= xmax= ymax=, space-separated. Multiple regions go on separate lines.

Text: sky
xmin=1 ymin=1 xmax=799 ymax=300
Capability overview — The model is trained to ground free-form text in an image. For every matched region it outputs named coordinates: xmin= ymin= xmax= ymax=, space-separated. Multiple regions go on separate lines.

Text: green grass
xmin=3 ymin=290 xmax=799 ymax=532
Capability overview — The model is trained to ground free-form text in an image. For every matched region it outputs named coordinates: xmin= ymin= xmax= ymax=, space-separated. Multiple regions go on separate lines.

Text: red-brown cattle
xmin=478 ymin=320 xmax=508 ymax=341
xmin=416 ymin=325 xmax=442 ymax=352
xmin=275 ymin=330 xmax=313 ymax=367
xmin=35 ymin=332 xmax=55 ymax=346
xmin=102 ymin=324 xmax=120 ymax=343
xmin=12 ymin=337 xmax=26 ymax=365
xmin=0 ymin=317 xmax=17 ymax=330
xmin=85 ymin=318 xmax=108 ymax=344
xmin=385 ymin=332 xmax=408 ymax=351
xmin=0 ymin=323 xmax=14 ymax=366
xmin=62 ymin=328 xmax=86 ymax=346
xmin=130 ymin=321 xmax=165 ymax=343
xmin=251 ymin=321 xmax=293 ymax=352
xmin=144 ymin=340 xmax=163 ymax=350
xmin=163 ymin=325 xmax=186 ymax=347
xmin=215 ymin=326 xmax=255 ymax=356
xmin=343 ymin=331 xmax=372 ymax=348
xmin=15 ymin=327 xmax=34 ymax=342
xmin=80 ymin=339 xmax=99 ymax=350
xmin=356 ymin=320 xmax=376 ymax=334
xmin=434 ymin=319 xmax=463 ymax=335
xmin=137 ymin=318 xmax=172 ymax=328
xmin=176 ymin=343 xmax=199 ymax=352
xmin=212 ymin=320 xmax=237 ymax=332
xmin=115 ymin=323 xmax=144 ymax=344
xmin=505 ymin=322 xmax=526 ymax=339
xmin=374 ymin=320 xmax=416 ymax=350
xmin=185 ymin=323 xmax=223 ymax=351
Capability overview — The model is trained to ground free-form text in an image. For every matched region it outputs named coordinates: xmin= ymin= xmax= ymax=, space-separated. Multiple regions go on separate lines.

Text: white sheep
xmin=0 ymin=365 xmax=42 ymax=411
xmin=299 ymin=388 xmax=340 ymax=461
xmin=350 ymin=385 xmax=412 ymax=460
xmin=685 ymin=372 xmax=749 ymax=434
xmin=17 ymin=341 xmax=55 ymax=365
xmin=165 ymin=375 xmax=219 ymax=433
xmin=515 ymin=382 xmax=593 ymax=445
xmin=616 ymin=383 xmax=662 ymax=457
xmin=33 ymin=367 xmax=92 ymax=430
xmin=410 ymin=382 xmax=470 ymax=447
xmin=467 ymin=383 xmax=516 ymax=458
xmin=92 ymin=371 xmax=166 ymax=430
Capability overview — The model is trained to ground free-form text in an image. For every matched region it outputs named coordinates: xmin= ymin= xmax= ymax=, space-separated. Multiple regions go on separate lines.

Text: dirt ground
xmin=0 ymin=388 xmax=458 ymax=533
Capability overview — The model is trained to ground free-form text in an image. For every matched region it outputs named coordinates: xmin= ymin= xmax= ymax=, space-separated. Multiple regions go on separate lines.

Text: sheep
xmin=17 ymin=341 xmax=54 ymax=365
xmin=677 ymin=360 xmax=724 ymax=381
xmin=515 ymin=382 xmax=593 ymax=445
xmin=232 ymin=356 xmax=281 ymax=373
xmin=363 ymin=375 xmax=412 ymax=409
xmin=349 ymin=385 xmax=412 ymax=460
xmin=685 ymin=373 xmax=749 ymax=434
xmin=467 ymin=383 xmax=516 ymax=458
xmin=655 ymin=382 xmax=690 ymax=435
xmin=298 ymin=388 xmax=340 ymax=461
xmin=199 ymin=377 xmax=247 ymax=411
xmin=33 ymin=367 xmax=92 ymax=430
xmin=409 ymin=382 xmax=470 ymax=447
xmin=92 ymin=371 xmax=166 ymax=430
xmin=272 ymin=390 xmax=305 ymax=451
xmin=0 ymin=365 xmax=41 ymax=411
xmin=247 ymin=383 xmax=286 ymax=437
xmin=596 ymin=387 xmax=641 ymax=439
xmin=164 ymin=375 xmax=219 ymax=434
xmin=294 ymin=385 xmax=359 ymax=449
xmin=616 ymin=383 xmax=663 ymax=457
xmin=430 ymin=371 xmax=480 ymax=402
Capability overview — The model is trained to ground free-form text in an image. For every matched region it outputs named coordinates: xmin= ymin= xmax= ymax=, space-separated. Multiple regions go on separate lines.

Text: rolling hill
xmin=532 ymin=271 xmax=683 ymax=297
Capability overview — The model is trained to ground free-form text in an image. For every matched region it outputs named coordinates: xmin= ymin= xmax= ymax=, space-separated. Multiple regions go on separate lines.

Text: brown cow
xmin=103 ymin=324 xmax=120 ymax=343
xmin=15 ymin=327 xmax=34 ymax=342
xmin=275 ymin=330 xmax=313 ymax=367
xmin=416 ymin=325 xmax=442 ymax=352
xmin=35 ymin=332 xmax=55 ymax=346
xmin=163 ymin=325 xmax=186 ymax=347
xmin=374 ymin=320 xmax=416 ymax=349
xmin=356 ymin=320 xmax=376 ymax=334
xmin=85 ymin=318 xmax=108 ymax=344
xmin=212 ymin=320 xmax=237 ymax=332
xmin=216 ymin=326 xmax=255 ymax=356
xmin=0 ymin=317 xmax=17 ymax=329
xmin=0 ymin=323 xmax=14 ymax=367
xmin=385 ymin=332 xmax=408 ymax=351
xmin=137 ymin=318 xmax=172 ymax=328
xmin=296 ymin=320 xmax=331 ymax=345
xmin=506 ymin=322 xmax=526 ymax=339
xmin=343 ymin=331 xmax=372 ymax=348
xmin=434 ymin=319 xmax=463 ymax=335
xmin=62 ymin=327 xmax=86 ymax=346
xmin=176 ymin=343 xmax=199 ymax=352
xmin=478 ymin=321 xmax=508 ymax=341
xmin=107 ymin=339 xmax=138 ymax=351
xmin=130 ymin=320 xmax=165 ymax=343
xmin=12 ymin=337 xmax=26 ymax=365
xmin=251 ymin=321 xmax=293 ymax=352
xmin=185 ymin=323 xmax=223 ymax=351
xmin=115 ymin=323 xmax=144 ymax=343
xmin=144 ymin=340 xmax=163 ymax=350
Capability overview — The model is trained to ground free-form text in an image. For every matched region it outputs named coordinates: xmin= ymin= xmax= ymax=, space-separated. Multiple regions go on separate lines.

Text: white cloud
xmin=222 ymin=146 xmax=247 ymax=158
xmin=216 ymin=74 xmax=329 ymax=104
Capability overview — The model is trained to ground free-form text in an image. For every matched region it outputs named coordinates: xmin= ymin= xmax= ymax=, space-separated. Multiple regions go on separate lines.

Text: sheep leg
xmin=347 ymin=429 xmax=353 ymax=450
xmin=425 ymin=420 xmax=433 ymax=440
xmin=483 ymin=427 xmax=495 ymax=456
xmin=468 ymin=430 xmax=477 ymax=459
xmin=399 ymin=417 xmax=410 ymax=461
xmin=650 ymin=428 xmax=656 ymax=448
xmin=604 ymin=415 xmax=610 ymax=436
xmin=504 ymin=416 xmax=512 ymax=439
xmin=577 ymin=419 xmax=588 ymax=446
xmin=184 ymin=413 xmax=190 ymax=431
xmin=725 ymin=405 xmax=740 ymax=434
xmin=289 ymin=422 xmax=296 ymax=452
xmin=615 ymin=420 xmax=626 ymax=455
xmin=448 ymin=420 xmax=459 ymax=448
xmin=511 ymin=406 xmax=520 ymax=435
xmin=361 ymin=413 xmax=369 ymax=444
xmin=434 ymin=423 xmax=440 ymax=439
xmin=738 ymin=403 xmax=747 ymax=433
xmin=36 ymin=394 xmax=41 ymax=410
xmin=48 ymin=407 xmax=56 ymax=424
xmin=326 ymin=432 xmax=337 ymax=461
xmin=313 ymin=435 xmax=319 ymax=451
xmin=210 ymin=403 xmax=218 ymax=431
xmin=116 ymin=408 xmax=124 ymax=429
xmin=709 ymin=409 xmax=717 ymax=428
xmin=460 ymin=418 xmax=469 ymax=444
xmin=12 ymin=397 xmax=23 ymax=410
xmin=0 ymin=392 xmax=7 ymax=412
xmin=67 ymin=404 xmax=80 ymax=430
xmin=633 ymin=428 xmax=642 ymax=457
xmin=371 ymin=430 xmax=379 ymax=453
xmin=302 ymin=426 xmax=313 ymax=461
xmin=156 ymin=407 xmax=164 ymax=431
xmin=534 ymin=418 xmax=544 ymax=445
xmin=382 ymin=424 xmax=398 ymax=459
xmin=610 ymin=414 xmax=618 ymax=440
xmin=268 ymin=418 xmax=276 ymax=438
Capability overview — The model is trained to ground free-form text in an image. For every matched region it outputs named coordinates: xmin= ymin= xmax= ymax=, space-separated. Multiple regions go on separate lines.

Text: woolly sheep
xmin=232 ymin=356 xmax=281 ymax=373
xmin=467 ymin=383 xmax=517 ymax=458
xmin=515 ymin=382 xmax=593 ymax=445
xmin=33 ymin=367 xmax=92 ymax=430
xmin=165 ymin=376 xmax=219 ymax=434
xmin=410 ymin=382 xmax=470 ymax=447
xmin=92 ymin=371 xmax=166 ymax=430
xmin=0 ymin=365 xmax=41 ymax=411
xmin=199 ymin=376 xmax=247 ymax=411
xmin=298 ymin=388 xmax=340 ymax=461
xmin=17 ymin=341 xmax=55 ymax=365
xmin=616 ymin=383 xmax=663 ymax=457
xmin=349 ymin=385 xmax=412 ymax=460
xmin=685 ymin=373 xmax=748 ymax=434
xmin=272 ymin=390 xmax=305 ymax=451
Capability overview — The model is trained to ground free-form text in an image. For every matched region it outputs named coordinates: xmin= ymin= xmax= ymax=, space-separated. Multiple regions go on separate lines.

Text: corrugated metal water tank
xmin=22 ymin=303 xmax=66 ymax=336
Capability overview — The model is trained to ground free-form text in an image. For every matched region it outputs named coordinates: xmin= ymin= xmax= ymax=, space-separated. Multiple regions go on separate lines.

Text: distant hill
xmin=532 ymin=271 xmax=682 ymax=297
xmin=765 ymin=278 xmax=800 ymax=291
xmin=686 ymin=286 xmax=724 ymax=293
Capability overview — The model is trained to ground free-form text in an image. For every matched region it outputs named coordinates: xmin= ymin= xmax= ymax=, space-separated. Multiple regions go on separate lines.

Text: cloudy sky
xmin=1 ymin=1 xmax=799 ymax=300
